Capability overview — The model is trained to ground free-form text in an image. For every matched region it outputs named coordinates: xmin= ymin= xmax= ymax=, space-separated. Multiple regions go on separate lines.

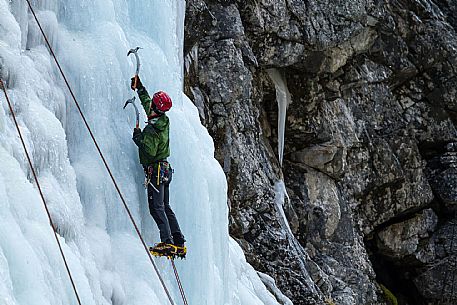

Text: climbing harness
xmin=159 ymin=161 xmax=172 ymax=184
xmin=144 ymin=166 xmax=153 ymax=189
xmin=0 ymin=80 xmax=82 ymax=305
xmin=144 ymin=161 xmax=173 ymax=191
xmin=144 ymin=165 xmax=158 ymax=192
xmin=24 ymin=1 xmax=188 ymax=304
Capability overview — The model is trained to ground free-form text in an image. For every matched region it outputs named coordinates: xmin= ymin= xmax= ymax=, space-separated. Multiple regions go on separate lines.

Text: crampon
xmin=150 ymin=243 xmax=187 ymax=259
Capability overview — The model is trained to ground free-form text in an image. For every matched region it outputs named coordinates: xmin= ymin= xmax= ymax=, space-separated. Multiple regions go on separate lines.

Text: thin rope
xmin=24 ymin=1 xmax=177 ymax=304
xmin=0 ymin=79 xmax=82 ymax=305
xmin=171 ymin=260 xmax=188 ymax=305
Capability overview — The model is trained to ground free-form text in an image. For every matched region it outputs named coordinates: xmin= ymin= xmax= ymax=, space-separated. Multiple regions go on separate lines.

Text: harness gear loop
xmin=144 ymin=166 xmax=152 ymax=189
xmin=144 ymin=165 xmax=160 ymax=192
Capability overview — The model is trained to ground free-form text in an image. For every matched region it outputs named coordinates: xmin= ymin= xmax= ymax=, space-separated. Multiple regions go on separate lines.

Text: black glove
xmin=132 ymin=127 xmax=142 ymax=147
xmin=130 ymin=75 xmax=143 ymax=91
xmin=133 ymin=127 xmax=141 ymax=137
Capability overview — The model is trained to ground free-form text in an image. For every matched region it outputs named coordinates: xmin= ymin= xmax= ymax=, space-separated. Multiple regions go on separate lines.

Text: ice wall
xmin=0 ymin=1 xmax=281 ymax=304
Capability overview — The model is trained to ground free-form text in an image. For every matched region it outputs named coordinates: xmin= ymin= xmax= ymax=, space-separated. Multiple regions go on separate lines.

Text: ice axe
xmin=128 ymin=47 xmax=141 ymax=88
xmin=125 ymin=47 xmax=142 ymax=128
xmin=123 ymin=97 xmax=140 ymax=129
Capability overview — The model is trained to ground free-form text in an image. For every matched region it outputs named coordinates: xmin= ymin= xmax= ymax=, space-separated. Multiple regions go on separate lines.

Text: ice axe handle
xmin=133 ymin=74 xmax=138 ymax=90
xmin=128 ymin=47 xmax=141 ymax=89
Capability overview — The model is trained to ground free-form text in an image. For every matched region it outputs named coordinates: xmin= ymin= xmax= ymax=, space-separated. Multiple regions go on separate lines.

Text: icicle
xmin=274 ymin=180 xmax=292 ymax=236
xmin=274 ymin=180 xmax=319 ymax=295
xmin=267 ymin=69 xmax=291 ymax=167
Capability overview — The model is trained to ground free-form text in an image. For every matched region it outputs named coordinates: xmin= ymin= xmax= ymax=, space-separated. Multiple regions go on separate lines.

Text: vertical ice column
xmin=267 ymin=69 xmax=291 ymax=167
xmin=267 ymin=71 xmax=318 ymax=296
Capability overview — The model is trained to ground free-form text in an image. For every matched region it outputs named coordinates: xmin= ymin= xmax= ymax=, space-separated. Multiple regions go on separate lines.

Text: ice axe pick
xmin=128 ymin=47 xmax=141 ymax=88
xmin=123 ymin=97 xmax=140 ymax=129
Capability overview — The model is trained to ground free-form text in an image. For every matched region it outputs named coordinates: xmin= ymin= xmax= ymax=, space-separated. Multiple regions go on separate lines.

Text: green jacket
xmin=132 ymin=87 xmax=170 ymax=166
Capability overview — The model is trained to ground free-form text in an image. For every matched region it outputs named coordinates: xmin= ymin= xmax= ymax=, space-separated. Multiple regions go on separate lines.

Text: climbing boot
xmin=175 ymin=245 xmax=187 ymax=259
xmin=150 ymin=242 xmax=177 ymax=258
xmin=172 ymin=233 xmax=186 ymax=259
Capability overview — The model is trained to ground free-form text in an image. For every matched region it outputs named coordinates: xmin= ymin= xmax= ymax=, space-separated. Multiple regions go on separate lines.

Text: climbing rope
xmin=24 ymin=1 xmax=183 ymax=304
xmin=171 ymin=260 xmax=188 ymax=305
xmin=0 ymin=79 xmax=83 ymax=305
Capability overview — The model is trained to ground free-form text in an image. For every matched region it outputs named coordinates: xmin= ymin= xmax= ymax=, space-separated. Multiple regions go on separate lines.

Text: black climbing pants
xmin=147 ymin=167 xmax=185 ymax=244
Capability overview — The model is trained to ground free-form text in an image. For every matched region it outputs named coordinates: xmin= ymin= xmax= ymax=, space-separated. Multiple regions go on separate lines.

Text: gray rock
xmin=291 ymin=143 xmax=346 ymax=179
xmin=377 ymin=209 xmax=438 ymax=261
xmin=412 ymin=220 xmax=457 ymax=302
xmin=427 ymin=144 xmax=457 ymax=210
xmin=185 ymin=0 xmax=457 ymax=304
xmin=304 ymin=169 xmax=341 ymax=239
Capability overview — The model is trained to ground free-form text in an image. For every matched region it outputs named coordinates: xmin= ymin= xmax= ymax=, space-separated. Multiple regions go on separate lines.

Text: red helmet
xmin=151 ymin=91 xmax=172 ymax=114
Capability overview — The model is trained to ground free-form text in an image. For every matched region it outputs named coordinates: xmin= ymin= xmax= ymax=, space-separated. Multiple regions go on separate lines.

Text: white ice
xmin=0 ymin=1 xmax=283 ymax=304
xmin=266 ymin=69 xmax=291 ymax=167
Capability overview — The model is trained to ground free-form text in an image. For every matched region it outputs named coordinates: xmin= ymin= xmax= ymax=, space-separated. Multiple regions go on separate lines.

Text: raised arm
xmin=137 ymin=87 xmax=153 ymax=117
xmin=131 ymin=75 xmax=153 ymax=117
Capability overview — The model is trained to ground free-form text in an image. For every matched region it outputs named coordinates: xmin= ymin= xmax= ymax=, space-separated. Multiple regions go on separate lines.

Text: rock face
xmin=184 ymin=1 xmax=457 ymax=304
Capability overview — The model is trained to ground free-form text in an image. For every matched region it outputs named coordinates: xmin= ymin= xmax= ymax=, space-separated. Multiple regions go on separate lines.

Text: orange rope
xmin=171 ymin=260 xmax=188 ymax=305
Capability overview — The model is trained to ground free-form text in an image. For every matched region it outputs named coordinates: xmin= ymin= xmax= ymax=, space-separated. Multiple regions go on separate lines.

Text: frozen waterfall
xmin=0 ymin=1 xmax=283 ymax=304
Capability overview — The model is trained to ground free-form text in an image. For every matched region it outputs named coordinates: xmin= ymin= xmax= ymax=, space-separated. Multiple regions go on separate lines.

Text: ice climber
xmin=130 ymin=75 xmax=186 ymax=258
